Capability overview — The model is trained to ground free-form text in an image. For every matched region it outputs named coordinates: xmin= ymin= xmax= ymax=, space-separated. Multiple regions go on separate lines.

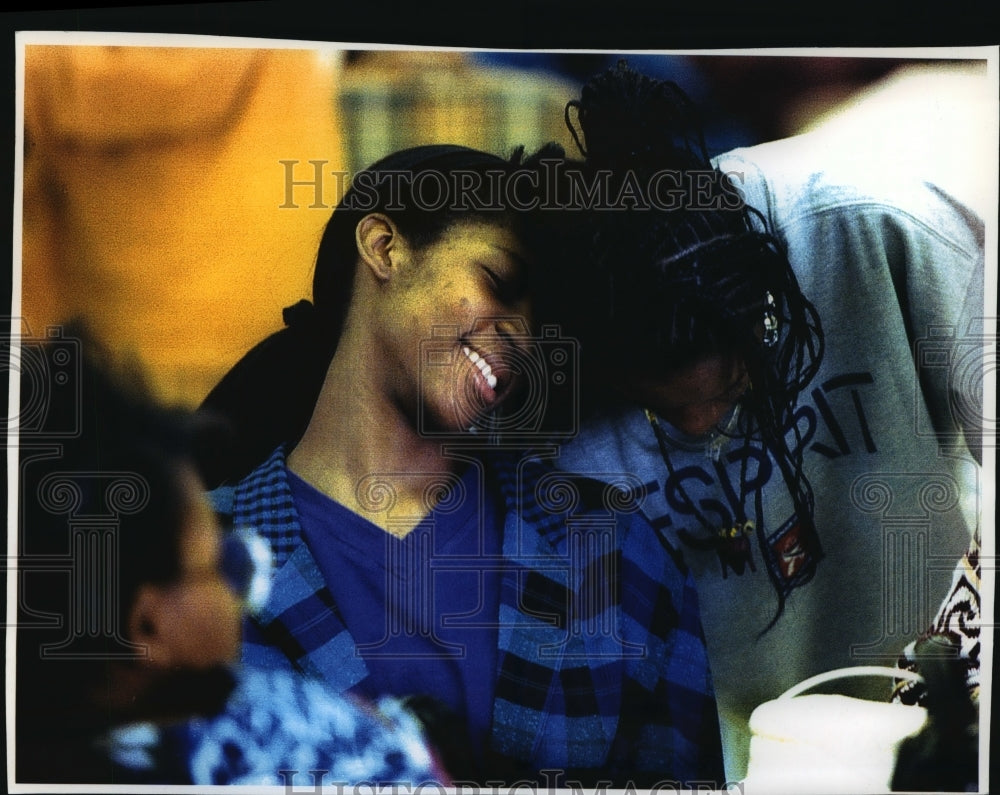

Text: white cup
xmin=743 ymin=666 xmax=927 ymax=794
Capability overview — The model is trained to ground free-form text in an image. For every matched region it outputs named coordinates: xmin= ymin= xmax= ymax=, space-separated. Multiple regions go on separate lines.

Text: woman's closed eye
xmin=482 ymin=265 xmax=524 ymax=304
xmin=720 ymin=372 xmax=751 ymax=404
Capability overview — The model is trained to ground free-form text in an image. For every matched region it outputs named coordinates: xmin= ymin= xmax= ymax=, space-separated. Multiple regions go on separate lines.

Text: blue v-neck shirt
xmin=289 ymin=464 xmax=501 ymax=759
xmin=220 ymin=446 xmax=724 ymax=786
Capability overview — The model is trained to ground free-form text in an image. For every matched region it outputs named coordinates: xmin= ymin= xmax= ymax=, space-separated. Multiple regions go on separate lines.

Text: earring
xmin=763 ymin=291 xmax=779 ymax=347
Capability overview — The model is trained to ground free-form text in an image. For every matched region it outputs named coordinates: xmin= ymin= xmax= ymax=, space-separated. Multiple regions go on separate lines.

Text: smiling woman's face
xmin=623 ymin=354 xmax=750 ymax=439
xmin=383 ymin=218 xmax=535 ymax=434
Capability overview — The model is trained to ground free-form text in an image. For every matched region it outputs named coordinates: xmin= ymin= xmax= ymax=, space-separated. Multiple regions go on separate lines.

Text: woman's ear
xmin=356 ymin=213 xmax=399 ymax=282
xmin=128 ymin=585 xmax=173 ymax=668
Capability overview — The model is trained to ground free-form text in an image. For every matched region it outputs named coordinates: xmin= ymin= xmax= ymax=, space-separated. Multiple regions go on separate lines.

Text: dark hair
xmin=199 ymin=142 xmax=562 ymax=486
xmin=15 ymin=323 xmax=218 ymax=777
xmin=536 ymin=62 xmax=825 ymax=627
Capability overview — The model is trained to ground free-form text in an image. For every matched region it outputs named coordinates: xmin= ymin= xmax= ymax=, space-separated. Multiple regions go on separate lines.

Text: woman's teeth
xmin=463 ymin=346 xmax=498 ymax=389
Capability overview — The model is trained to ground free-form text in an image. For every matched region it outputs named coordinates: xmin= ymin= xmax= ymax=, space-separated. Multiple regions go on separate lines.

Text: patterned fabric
xmin=337 ymin=54 xmax=578 ymax=176
xmin=893 ymin=530 xmax=982 ymax=706
xmin=103 ymin=666 xmax=439 ymax=785
xmin=211 ymin=447 xmax=724 ymax=787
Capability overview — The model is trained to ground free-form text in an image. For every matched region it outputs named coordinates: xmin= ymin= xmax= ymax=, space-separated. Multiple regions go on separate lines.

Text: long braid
xmin=549 ymin=60 xmax=826 ymax=629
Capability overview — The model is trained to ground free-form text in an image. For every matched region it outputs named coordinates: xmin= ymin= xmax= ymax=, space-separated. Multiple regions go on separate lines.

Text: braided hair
xmin=539 ymin=61 xmax=825 ymax=627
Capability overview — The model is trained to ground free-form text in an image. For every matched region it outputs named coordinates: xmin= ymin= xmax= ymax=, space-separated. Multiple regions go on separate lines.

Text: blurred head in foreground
xmin=15 ymin=323 xmax=245 ymax=782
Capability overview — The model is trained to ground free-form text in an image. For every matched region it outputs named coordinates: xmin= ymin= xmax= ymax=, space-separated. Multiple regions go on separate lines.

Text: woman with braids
xmin=197 ymin=143 xmax=726 ymax=787
xmin=542 ymin=62 xmax=984 ymax=780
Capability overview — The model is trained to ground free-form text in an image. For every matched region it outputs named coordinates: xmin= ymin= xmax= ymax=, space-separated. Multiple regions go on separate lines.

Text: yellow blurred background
xmin=20 ymin=43 xmax=978 ymax=411
xmin=19 ymin=44 xmax=579 ymax=408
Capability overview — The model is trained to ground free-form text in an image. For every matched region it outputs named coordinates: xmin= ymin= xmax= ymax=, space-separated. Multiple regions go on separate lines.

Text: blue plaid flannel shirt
xmin=210 ymin=447 xmax=723 ymax=787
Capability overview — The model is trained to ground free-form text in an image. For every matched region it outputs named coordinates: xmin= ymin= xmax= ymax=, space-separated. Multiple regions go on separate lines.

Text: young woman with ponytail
xmin=196 ymin=142 xmax=727 ymax=787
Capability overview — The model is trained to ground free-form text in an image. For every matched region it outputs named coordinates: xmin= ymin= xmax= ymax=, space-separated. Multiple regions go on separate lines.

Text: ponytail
xmin=198 ymin=301 xmax=330 ymax=487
